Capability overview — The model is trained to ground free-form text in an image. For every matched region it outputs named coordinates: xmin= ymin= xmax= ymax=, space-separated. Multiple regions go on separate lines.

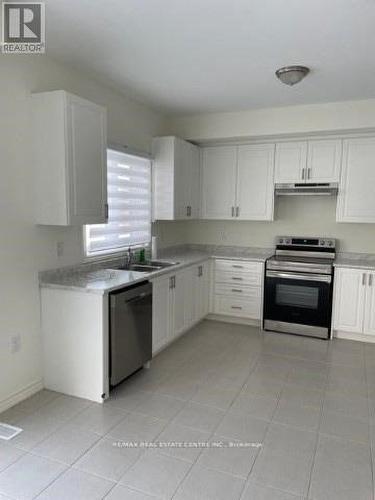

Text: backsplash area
xmin=154 ymin=196 xmax=375 ymax=254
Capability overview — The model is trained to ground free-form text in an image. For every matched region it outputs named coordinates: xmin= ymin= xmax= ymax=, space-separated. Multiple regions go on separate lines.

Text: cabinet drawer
xmin=215 ymin=259 xmax=263 ymax=274
xmin=215 ymin=270 xmax=262 ymax=286
xmin=215 ymin=283 xmax=261 ymax=298
xmin=213 ymin=295 xmax=261 ymax=319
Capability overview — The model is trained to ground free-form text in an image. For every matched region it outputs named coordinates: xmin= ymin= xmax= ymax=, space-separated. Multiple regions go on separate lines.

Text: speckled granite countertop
xmin=334 ymin=253 xmax=375 ymax=270
xmin=39 ymin=245 xmax=272 ymax=295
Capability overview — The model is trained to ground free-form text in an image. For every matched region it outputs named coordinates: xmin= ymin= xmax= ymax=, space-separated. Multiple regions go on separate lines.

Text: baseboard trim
xmin=0 ymin=380 xmax=44 ymax=414
xmin=206 ymin=313 xmax=261 ymax=327
xmin=334 ymin=330 xmax=375 ymax=344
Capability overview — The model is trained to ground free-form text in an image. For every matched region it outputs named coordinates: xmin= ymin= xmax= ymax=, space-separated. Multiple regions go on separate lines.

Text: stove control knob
xmin=321 ymin=240 xmax=326 ymax=246
xmin=279 ymin=238 xmax=284 ymax=244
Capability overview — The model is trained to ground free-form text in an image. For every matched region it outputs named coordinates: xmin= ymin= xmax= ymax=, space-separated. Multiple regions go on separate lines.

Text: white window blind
xmin=85 ymin=149 xmax=151 ymax=256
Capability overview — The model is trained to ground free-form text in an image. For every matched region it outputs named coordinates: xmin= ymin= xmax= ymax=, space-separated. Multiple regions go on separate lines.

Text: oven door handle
xmin=266 ymin=270 xmax=332 ymax=283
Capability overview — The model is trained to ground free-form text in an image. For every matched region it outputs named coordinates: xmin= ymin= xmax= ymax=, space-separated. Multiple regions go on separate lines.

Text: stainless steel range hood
xmin=275 ymin=183 xmax=338 ymax=196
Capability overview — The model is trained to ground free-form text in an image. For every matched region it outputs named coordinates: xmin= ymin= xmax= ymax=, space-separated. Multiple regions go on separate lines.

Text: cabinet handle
xmin=231 ymin=277 xmax=243 ymax=281
xmin=307 ymin=167 xmax=311 ymax=180
xmin=169 ymin=277 xmax=174 ymax=289
xmin=232 ymin=264 xmax=244 ymax=269
xmin=231 ymin=206 xmax=235 ymax=217
xmin=362 ymin=273 xmax=367 ymax=286
xmin=188 ymin=206 xmax=192 ymax=216
xmin=302 ymin=168 xmax=305 ymax=180
xmin=231 ymin=289 xmax=243 ymax=293
xmin=369 ymin=274 xmax=373 ymax=287
xmin=198 ymin=265 xmax=203 ymax=277
xmin=104 ymin=203 xmax=109 ymax=220
xmin=231 ymin=306 xmax=242 ymax=310
xmin=236 ymin=206 xmax=239 ymax=217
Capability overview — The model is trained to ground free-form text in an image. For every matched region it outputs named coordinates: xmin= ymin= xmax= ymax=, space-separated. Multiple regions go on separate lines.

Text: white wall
xmin=184 ymin=196 xmax=375 ymax=253
xmin=0 ymin=56 xmax=166 ymax=408
xmin=167 ymin=98 xmax=375 ymax=141
xmin=164 ymin=99 xmax=375 ymax=253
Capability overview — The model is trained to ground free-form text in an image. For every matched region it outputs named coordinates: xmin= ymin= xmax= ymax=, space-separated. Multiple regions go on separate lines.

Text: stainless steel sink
xmin=148 ymin=260 xmax=179 ymax=268
xmin=128 ymin=264 xmax=162 ymax=272
xmin=109 ymin=260 xmax=180 ymax=273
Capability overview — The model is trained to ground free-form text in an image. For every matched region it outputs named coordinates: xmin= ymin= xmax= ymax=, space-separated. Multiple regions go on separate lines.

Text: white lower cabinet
xmin=364 ymin=272 xmax=375 ymax=335
xmin=213 ymin=259 xmax=263 ymax=320
xmin=152 ymin=274 xmax=174 ymax=353
xmin=173 ymin=268 xmax=190 ymax=338
xmin=151 ymin=260 xmax=211 ymax=354
xmin=193 ymin=261 xmax=211 ymax=322
xmin=333 ymin=267 xmax=375 ymax=336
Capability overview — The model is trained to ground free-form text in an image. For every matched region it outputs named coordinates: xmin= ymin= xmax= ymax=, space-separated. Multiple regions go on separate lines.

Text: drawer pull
xmin=231 ymin=306 xmax=242 ymax=310
xmin=231 ymin=277 xmax=243 ymax=281
xmin=232 ymin=265 xmax=244 ymax=269
xmin=231 ymin=289 xmax=243 ymax=293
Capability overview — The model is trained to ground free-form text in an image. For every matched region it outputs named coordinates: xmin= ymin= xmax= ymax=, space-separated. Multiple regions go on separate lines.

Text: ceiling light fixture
xmin=275 ymin=65 xmax=310 ymax=86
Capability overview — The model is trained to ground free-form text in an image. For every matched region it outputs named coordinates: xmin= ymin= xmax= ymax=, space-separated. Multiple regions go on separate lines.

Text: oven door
xmin=263 ymin=270 xmax=333 ymax=337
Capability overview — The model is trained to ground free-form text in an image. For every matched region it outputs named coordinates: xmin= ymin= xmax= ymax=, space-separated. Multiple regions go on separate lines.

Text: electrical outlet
xmin=220 ymin=231 xmax=227 ymax=242
xmin=10 ymin=334 xmax=21 ymax=354
xmin=57 ymin=241 xmax=64 ymax=257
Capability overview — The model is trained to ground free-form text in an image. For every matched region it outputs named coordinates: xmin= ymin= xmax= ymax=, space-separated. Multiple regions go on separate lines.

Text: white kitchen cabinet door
xmin=333 ymin=268 xmax=366 ymax=333
xmin=306 ymin=139 xmax=342 ymax=183
xmin=201 ymin=146 xmax=237 ymax=219
xmin=173 ymin=270 xmax=187 ymax=337
xmin=193 ymin=261 xmax=210 ymax=323
xmin=274 ymin=141 xmax=307 ymax=183
xmin=174 ymin=138 xmax=191 ymax=219
xmin=33 ymin=90 xmax=107 ymax=226
xmin=67 ymin=94 xmax=107 ymax=225
xmin=364 ymin=272 xmax=375 ymax=335
xmin=152 ymin=275 xmax=173 ymax=353
xmin=201 ymin=261 xmax=211 ymax=319
xmin=152 ymin=136 xmax=200 ymax=221
xmin=337 ymin=137 xmax=375 ymax=223
xmin=236 ymin=144 xmax=275 ymax=220
xmin=183 ymin=266 xmax=196 ymax=327
xmin=189 ymin=143 xmax=201 ymax=218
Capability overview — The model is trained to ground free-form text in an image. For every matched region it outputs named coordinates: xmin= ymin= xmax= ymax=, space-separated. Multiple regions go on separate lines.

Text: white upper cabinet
xmin=32 ymin=90 xmax=107 ymax=226
xmin=201 ymin=146 xmax=237 ymax=219
xmin=152 ymin=136 xmax=200 ymax=220
xmin=306 ymin=139 xmax=342 ymax=183
xmin=275 ymin=139 xmax=341 ymax=184
xmin=201 ymin=144 xmax=275 ymax=221
xmin=337 ymin=137 xmax=375 ymax=223
xmin=274 ymin=141 xmax=307 ymax=183
xmin=236 ymin=144 xmax=275 ymax=220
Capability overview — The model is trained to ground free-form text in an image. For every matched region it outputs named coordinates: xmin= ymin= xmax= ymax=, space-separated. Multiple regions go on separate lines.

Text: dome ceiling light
xmin=275 ymin=65 xmax=310 ymax=86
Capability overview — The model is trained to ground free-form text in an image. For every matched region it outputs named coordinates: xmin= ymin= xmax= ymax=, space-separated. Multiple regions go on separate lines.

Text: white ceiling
xmin=45 ymin=0 xmax=375 ymax=115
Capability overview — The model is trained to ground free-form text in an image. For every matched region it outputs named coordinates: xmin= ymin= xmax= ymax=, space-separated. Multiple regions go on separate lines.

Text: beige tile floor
xmin=0 ymin=319 xmax=375 ymax=499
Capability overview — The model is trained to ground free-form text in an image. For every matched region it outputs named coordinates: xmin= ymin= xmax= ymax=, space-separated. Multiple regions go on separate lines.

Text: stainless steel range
xmin=263 ymin=236 xmax=336 ymax=339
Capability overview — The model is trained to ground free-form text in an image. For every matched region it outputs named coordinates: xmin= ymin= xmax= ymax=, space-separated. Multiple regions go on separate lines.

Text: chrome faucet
xmin=123 ymin=247 xmax=134 ymax=269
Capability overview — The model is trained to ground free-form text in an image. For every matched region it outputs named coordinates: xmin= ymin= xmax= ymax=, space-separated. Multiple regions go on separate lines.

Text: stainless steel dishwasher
xmin=109 ymin=281 xmax=152 ymax=387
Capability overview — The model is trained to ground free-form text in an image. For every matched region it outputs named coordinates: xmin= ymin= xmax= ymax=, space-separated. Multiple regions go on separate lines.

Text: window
xmin=85 ymin=149 xmax=152 ymax=256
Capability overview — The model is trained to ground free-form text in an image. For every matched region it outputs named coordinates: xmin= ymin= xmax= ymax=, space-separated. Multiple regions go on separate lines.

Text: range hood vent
xmin=275 ymin=183 xmax=338 ymax=196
